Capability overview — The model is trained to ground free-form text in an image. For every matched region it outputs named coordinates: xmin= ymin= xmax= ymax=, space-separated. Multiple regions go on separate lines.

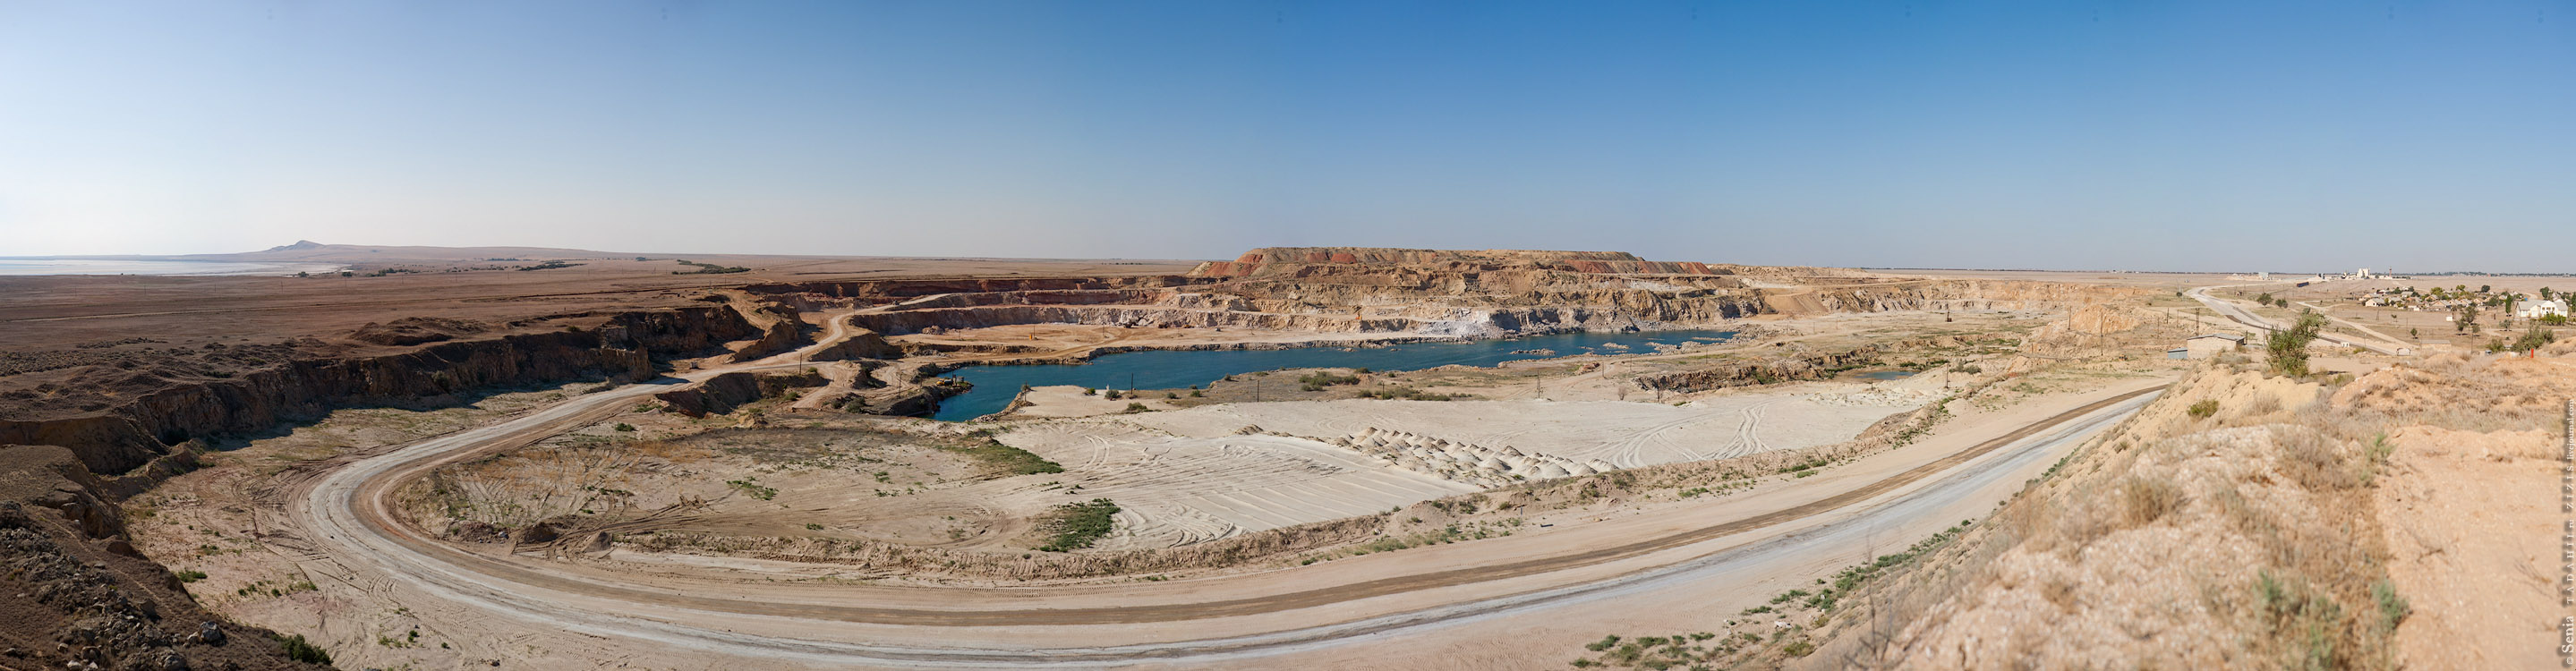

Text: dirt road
xmin=2187 ymin=284 xmax=2403 ymax=354
xmin=260 ymin=310 xmax=2165 ymax=668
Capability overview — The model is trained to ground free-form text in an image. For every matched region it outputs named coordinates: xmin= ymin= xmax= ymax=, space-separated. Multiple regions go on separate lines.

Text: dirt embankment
xmin=1631 ymin=335 xmax=2019 ymax=394
xmin=1753 ymin=354 xmax=2570 ymax=670
xmin=1188 ymin=247 xmax=1723 ymax=277
xmin=653 ymin=369 xmax=827 ymax=417
xmin=0 ymin=304 xmax=761 ymax=482
xmin=0 ymin=445 xmax=333 ymax=671
xmin=774 ymin=263 xmax=2137 ymax=342
xmin=738 ymin=276 xmax=1213 ymax=310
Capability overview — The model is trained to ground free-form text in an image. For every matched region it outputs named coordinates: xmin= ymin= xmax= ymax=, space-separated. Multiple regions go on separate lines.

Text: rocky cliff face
xmin=848 ymin=305 xmax=1421 ymax=335
xmin=1187 ymin=247 xmax=1721 ymax=278
xmin=806 ymin=319 xmax=902 ymax=361
xmin=0 ymin=445 xmax=331 ymax=670
xmin=766 ymin=251 xmax=2136 ymax=342
xmin=722 ymin=297 xmax=809 ymax=363
xmin=739 ymin=276 xmax=1210 ymax=308
xmin=1631 ymin=344 xmax=1893 ymax=393
xmin=653 ymin=369 xmax=827 ymax=417
xmin=0 ymin=305 xmax=759 ymax=477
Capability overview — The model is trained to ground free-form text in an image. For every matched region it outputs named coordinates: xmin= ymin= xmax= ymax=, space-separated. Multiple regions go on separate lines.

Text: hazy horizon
xmin=4 ymin=2 xmax=2570 ymax=271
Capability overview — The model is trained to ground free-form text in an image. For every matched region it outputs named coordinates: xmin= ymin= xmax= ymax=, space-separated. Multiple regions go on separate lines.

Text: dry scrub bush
xmin=2117 ymin=475 xmax=2184 ymax=529
xmin=1796 ymin=367 xmax=2408 ymax=669
xmin=626 ymin=514 xmax=1387 ymax=582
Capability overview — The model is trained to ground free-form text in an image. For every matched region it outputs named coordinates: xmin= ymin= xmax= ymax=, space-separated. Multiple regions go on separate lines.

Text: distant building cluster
xmin=2228 ymin=268 xmax=2404 ymax=283
xmin=2358 ymin=285 xmax=2568 ymax=324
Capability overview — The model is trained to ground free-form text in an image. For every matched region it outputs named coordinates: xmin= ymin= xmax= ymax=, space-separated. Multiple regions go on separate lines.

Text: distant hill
xmin=192 ymin=241 xmax=627 ymax=263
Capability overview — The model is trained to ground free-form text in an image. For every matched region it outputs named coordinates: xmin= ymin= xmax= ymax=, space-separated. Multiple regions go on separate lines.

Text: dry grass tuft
xmin=2117 ymin=475 xmax=2184 ymax=529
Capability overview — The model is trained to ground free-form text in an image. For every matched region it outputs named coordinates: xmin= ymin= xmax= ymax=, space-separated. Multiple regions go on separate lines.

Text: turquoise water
xmin=932 ymin=329 xmax=1735 ymax=420
xmin=0 ymin=259 xmax=343 ymax=276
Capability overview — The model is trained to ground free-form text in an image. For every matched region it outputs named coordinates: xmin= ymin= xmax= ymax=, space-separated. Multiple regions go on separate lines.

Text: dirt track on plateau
xmin=281 ymin=323 xmax=2162 ymax=664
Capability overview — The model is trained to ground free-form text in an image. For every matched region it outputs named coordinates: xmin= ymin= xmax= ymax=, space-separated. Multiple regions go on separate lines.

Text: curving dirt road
xmin=277 ymin=323 xmax=2163 ymax=667
xmin=2186 ymin=284 xmax=2403 ymax=354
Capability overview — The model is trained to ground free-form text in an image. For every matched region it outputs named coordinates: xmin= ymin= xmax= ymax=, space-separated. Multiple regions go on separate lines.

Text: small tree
xmin=2265 ymin=311 xmax=2326 ymax=378
xmin=2513 ymin=328 xmax=2556 ymax=352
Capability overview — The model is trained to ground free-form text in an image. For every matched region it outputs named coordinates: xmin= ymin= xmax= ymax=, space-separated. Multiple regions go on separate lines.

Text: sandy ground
xmin=903 ymin=324 xmax=1430 ymax=365
xmin=119 ymin=319 xmax=2171 ymax=670
xmin=2376 ymin=426 xmax=2561 ymax=669
xmin=985 ymin=373 xmax=1939 ymax=548
xmin=1010 ymin=385 xmax=1185 ymax=416
xmin=1124 ymin=394 xmax=1913 ymax=468
xmin=1002 ymin=423 xmax=1476 ymax=548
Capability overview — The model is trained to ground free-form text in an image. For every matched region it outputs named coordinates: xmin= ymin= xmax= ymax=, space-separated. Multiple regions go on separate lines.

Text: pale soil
xmin=419 ymin=372 xmax=2161 ymax=658
xmin=408 ymin=419 xmax=1041 ymax=550
xmin=1140 ymin=371 xmax=2174 ymax=671
xmin=2375 ymin=425 xmax=2559 ymax=670
xmin=1009 ymin=384 xmax=1184 ymax=416
xmin=111 ymin=297 xmax=2198 ymax=670
xmin=118 ymin=354 xmax=2166 ymax=671
xmin=117 ymin=380 xmax=614 ymax=667
xmin=1001 ymin=425 xmax=1475 ymax=548
xmin=1750 ymin=351 xmax=2576 ymax=670
xmin=903 ymin=323 xmax=1429 ymax=364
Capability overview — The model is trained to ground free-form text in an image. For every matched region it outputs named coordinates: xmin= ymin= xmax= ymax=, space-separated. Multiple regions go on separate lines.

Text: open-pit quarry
xmin=21 ymin=244 xmax=2503 ymax=670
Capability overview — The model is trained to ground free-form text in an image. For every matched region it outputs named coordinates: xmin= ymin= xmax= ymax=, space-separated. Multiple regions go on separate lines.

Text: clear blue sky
xmin=1 ymin=1 xmax=2569 ymax=271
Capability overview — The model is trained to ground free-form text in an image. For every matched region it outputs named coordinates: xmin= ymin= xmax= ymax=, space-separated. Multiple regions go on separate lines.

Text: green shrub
xmin=278 ymin=633 xmax=332 ymax=665
xmin=935 ymin=439 xmax=1064 ymax=475
xmin=1036 ymin=498 xmax=1121 ymax=552
xmin=1298 ymin=371 xmax=1361 ymax=387
xmin=2188 ymin=399 xmax=2220 ymax=418
xmin=2265 ymin=311 xmax=2326 ymax=377
xmin=725 ymin=479 xmax=778 ymax=500
xmin=2372 ymin=579 xmax=2410 ymax=632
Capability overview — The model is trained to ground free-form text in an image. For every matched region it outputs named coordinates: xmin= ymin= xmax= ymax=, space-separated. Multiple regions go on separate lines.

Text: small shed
xmin=2185 ymin=333 xmax=2246 ymax=359
xmin=2166 ymin=348 xmax=2190 ymax=360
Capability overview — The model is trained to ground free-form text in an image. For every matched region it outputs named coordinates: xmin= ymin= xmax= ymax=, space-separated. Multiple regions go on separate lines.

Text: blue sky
xmin=1 ymin=1 xmax=2569 ymax=271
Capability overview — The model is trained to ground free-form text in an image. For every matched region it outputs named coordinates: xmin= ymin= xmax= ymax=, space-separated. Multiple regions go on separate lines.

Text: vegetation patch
xmin=1359 ymin=386 xmax=1458 ymax=401
xmin=1036 ymin=498 xmax=1121 ymax=552
xmin=277 ymin=633 xmax=333 ymax=666
xmin=938 ymin=438 xmax=1065 ymax=476
xmin=726 ymin=478 xmax=778 ymax=500
xmin=673 ymin=259 xmax=751 ymax=275
xmin=1297 ymin=371 xmax=1361 ymax=391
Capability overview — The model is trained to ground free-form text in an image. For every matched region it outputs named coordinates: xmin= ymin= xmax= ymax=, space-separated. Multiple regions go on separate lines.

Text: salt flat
xmin=997 ymin=387 xmax=1917 ymax=548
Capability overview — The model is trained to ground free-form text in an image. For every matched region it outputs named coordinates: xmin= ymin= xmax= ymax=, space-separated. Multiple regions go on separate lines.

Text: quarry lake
xmin=933 ymin=329 xmax=1736 ymax=420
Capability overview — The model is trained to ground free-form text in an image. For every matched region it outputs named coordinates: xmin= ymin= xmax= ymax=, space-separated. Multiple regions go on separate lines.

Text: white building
xmin=2517 ymin=300 xmax=2568 ymax=319
xmin=2183 ymin=334 xmax=2246 ymax=359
